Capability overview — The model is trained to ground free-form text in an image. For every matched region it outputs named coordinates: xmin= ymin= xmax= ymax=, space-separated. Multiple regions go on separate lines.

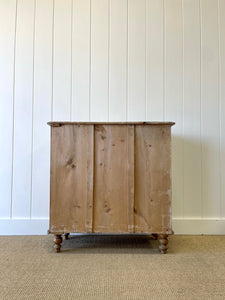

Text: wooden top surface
xmin=48 ymin=121 xmax=175 ymax=126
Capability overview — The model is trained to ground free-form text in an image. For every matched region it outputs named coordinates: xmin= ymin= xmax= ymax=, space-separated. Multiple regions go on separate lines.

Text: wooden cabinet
xmin=48 ymin=122 xmax=175 ymax=253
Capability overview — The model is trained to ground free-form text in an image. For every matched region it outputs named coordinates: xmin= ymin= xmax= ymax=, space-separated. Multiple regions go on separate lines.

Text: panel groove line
xmin=0 ymin=0 xmax=18 ymax=218
xmin=52 ymin=0 xmax=72 ymax=120
xmin=183 ymin=0 xmax=201 ymax=218
xmin=10 ymin=0 xmax=18 ymax=219
xmin=164 ymin=0 xmax=183 ymax=218
xmin=146 ymin=0 xmax=164 ymax=121
xmin=12 ymin=0 xmax=36 ymax=218
xmin=90 ymin=0 xmax=109 ymax=121
xmin=217 ymin=0 xmax=223 ymax=219
xmin=199 ymin=0 xmax=203 ymax=218
xmin=109 ymin=0 xmax=127 ymax=121
xmin=70 ymin=0 xmax=73 ymax=121
xmin=127 ymin=0 xmax=146 ymax=121
xmin=31 ymin=0 xmax=53 ymax=218
xmin=72 ymin=0 xmax=91 ymax=121
xmin=30 ymin=0 xmax=36 ymax=218
xmin=201 ymin=0 xmax=220 ymax=218
xmin=218 ymin=0 xmax=225 ymax=218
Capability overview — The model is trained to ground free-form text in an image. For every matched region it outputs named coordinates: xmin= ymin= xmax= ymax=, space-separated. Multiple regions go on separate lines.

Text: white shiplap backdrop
xmin=0 ymin=0 xmax=225 ymax=234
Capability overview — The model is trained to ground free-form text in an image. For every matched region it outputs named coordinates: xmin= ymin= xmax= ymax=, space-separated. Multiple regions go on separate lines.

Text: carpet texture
xmin=0 ymin=235 xmax=225 ymax=299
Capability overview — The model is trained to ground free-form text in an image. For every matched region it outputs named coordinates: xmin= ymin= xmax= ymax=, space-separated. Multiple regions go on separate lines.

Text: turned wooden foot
xmin=54 ymin=234 xmax=62 ymax=253
xmin=152 ymin=234 xmax=158 ymax=240
xmin=158 ymin=234 xmax=168 ymax=254
xmin=63 ymin=233 xmax=69 ymax=240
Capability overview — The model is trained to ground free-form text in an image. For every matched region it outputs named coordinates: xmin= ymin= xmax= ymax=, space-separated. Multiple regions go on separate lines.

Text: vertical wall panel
xmin=31 ymin=0 xmax=53 ymax=218
xmin=201 ymin=0 xmax=220 ymax=218
xmin=0 ymin=0 xmax=225 ymax=233
xmin=146 ymin=0 xmax=164 ymax=121
xmin=52 ymin=0 xmax=72 ymax=120
xmin=90 ymin=0 xmax=109 ymax=121
xmin=183 ymin=0 xmax=201 ymax=218
xmin=12 ymin=0 xmax=35 ymax=218
xmin=127 ymin=0 xmax=146 ymax=121
xmin=164 ymin=0 xmax=183 ymax=218
xmin=0 ymin=0 xmax=17 ymax=218
xmin=71 ymin=0 xmax=90 ymax=121
xmin=219 ymin=0 xmax=225 ymax=218
xmin=109 ymin=0 xmax=127 ymax=121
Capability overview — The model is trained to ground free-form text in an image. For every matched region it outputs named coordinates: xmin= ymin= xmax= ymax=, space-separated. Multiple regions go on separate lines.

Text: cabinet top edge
xmin=47 ymin=121 xmax=175 ymax=127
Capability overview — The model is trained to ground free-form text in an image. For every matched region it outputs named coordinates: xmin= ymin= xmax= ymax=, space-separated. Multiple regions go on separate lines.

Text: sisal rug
xmin=0 ymin=235 xmax=225 ymax=299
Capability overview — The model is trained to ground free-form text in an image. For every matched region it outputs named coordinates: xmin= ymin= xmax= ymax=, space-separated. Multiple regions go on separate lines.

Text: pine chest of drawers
xmin=48 ymin=122 xmax=175 ymax=253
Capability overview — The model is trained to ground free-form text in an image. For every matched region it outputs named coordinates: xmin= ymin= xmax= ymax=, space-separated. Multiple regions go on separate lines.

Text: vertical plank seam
xmin=108 ymin=0 xmax=110 ymax=121
xmin=86 ymin=125 xmax=94 ymax=232
xmin=51 ymin=0 xmax=55 ymax=120
xmin=49 ymin=127 xmax=52 ymax=228
xmin=89 ymin=0 xmax=92 ymax=121
xmin=92 ymin=124 xmax=95 ymax=232
xmin=163 ymin=0 xmax=166 ymax=121
xmin=30 ymin=0 xmax=37 ymax=219
xmin=127 ymin=125 xmax=134 ymax=233
xmin=133 ymin=124 xmax=135 ymax=232
xmin=199 ymin=0 xmax=203 ymax=218
xmin=10 ymin=0 xmax=18 ymax=219
xmin=181 ymin=0 xmax=184 ymax=218
xmin=126 ymin=0 xmax=129 ymax=121
xmin=70 ymin=0 xmax=73 ymax=121
xmin=217 ymin=0 xmax=222 ymax=219
xmin=133 ymin=125 xmax=136 ymax=232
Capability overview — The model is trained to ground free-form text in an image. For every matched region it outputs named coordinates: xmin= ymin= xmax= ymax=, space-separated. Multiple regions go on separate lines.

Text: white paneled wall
xmin=0 ymin=0 xmax=225 ymax=234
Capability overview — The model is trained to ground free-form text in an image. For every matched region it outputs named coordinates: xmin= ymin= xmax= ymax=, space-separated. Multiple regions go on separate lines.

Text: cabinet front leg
xmin=63 ymin=233 xmax=69 ymax=240
xmin=152 ymin=234 xmax=158 ymax=240
xmin=158 ymin=234 xmax=168 ymax=254
xmin=54 ymin=234 xmax=62 ymax=253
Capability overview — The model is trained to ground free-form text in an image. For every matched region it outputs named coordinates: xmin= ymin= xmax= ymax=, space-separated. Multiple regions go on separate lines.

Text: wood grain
xmin=49 ymin=123 xmax=173 ymax=237
xmin=134 ymin=125 xmax=172 ymax=234
xmin=50 ymin=125 xmax=93 ymax=233
xmin=93 ymin=125 xmax=134 ymax=233
xmin=48 ymin=121 xmax=175 ymax=126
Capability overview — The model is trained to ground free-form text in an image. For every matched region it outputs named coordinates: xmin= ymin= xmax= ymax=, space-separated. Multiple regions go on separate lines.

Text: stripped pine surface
xmin=49 ymin=123 xmax=173 ymax=235
xmin=93 ymin=125 xmax=134 ymax=233
xmin=134 ymin=125 xmax=172 ymax=234
xmin=50 ymin=125 xmax=93 ymax=233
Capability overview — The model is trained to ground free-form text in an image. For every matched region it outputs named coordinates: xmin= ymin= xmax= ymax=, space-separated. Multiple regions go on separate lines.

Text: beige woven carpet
xmin=0 ymin=235 xmax=225 ymax=300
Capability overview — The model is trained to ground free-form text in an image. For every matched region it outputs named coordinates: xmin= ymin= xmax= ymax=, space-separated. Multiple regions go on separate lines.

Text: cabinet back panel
xmin=93 ymin=125 xmax=134 ymax=233
xmin=50 ymin=125 xmax=94 ymax=233
xmin=134 ymin=125 xmax=172 ymax=233
xmin=49 ymin=124 xmax=172 ymax=234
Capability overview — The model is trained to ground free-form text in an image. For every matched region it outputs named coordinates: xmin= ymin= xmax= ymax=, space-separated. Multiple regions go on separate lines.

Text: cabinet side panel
xmin=93 ymin=125 xmax=134 ymax=233
xmin=50 ymin=125 xmax=93 ymax=233
xmin=134 ymin=125 xmax=172 ymax=234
